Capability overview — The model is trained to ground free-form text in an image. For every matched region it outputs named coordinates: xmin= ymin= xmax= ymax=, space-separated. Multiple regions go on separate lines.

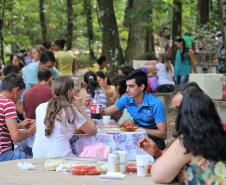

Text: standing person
xmin=174 ymin=37 xmax=197 ymax=86
xmin=183 ymin=32 xmax=194 ymax=49
xmin=23 ymin=69 xmax=52 ymax=119
xmin=22 ymin=51 xmax=60 ymax=91
xmin=0 ymin=74 xmax=36 ymax=161
xmin=32 ymin=76 xmax=97 ymax=158
xmin=140 ymin=88 xmax=226 ymax=184
xmin=102 ymin=70 xmax=167 ymax=150
xmin=53 ymin=39 xmax=76 ymax=76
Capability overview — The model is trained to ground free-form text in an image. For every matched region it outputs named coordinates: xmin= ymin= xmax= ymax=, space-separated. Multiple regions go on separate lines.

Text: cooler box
xmin=189 ymin=73 xmax=224 ymax=100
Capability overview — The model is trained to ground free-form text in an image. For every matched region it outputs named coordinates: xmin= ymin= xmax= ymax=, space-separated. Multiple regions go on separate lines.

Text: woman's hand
xmin=139 ymin=137 xmax=162 ymax=157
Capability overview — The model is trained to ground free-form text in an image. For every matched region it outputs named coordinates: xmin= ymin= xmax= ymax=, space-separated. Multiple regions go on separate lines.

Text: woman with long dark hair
xmin=79 ymin=71 xmax=107 ymax=119
xmin=174 ymin=37 xmax=197 ymax=86
xmin=141 ymin=88 xmax=226 ymax=184
xmin=96 ymin=71 xmax=115 ymax=106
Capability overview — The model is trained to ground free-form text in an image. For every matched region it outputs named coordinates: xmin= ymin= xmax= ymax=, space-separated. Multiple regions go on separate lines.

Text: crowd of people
xmin=0 ymin=37 xmax=225 ymax=184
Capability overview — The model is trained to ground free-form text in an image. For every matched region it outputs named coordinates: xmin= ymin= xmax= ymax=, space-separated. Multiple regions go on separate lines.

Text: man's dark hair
xmin=3 ymin=65 xmax=21 ymax=76
xmin=119 ymin=65 xmax=134 ymax=77
xmin=97 ymin=55 xmax=106 ymax=66
xmin=1 ymin=73 xmax=25 ymax=91
xmin=175 ymin=89 xmax=226 ymax=161
xmin=54 ymin=39 xmax=65 ymax=49
xmin=38 ymin=69 xmax=52 ymax=82
xmin=126 ymin=69 xmax=148 ymax=91
xmin=40 ymin=52 xmax=56 ymax=64
xmin=43 ymin=41 xmax=53 ymax=50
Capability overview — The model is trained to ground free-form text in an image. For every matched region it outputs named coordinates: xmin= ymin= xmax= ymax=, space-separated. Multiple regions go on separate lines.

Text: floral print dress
xmin=181 ymin=156 xmax=226 ymax=185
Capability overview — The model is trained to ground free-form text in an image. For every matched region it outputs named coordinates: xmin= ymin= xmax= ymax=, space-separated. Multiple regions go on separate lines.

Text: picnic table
xmin=0 ymin=158 xmax=179 ymax=185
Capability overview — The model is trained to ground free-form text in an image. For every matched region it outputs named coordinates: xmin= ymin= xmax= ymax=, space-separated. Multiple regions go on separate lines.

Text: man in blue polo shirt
xmin=102 ymin=69 xmax=167 ymax=150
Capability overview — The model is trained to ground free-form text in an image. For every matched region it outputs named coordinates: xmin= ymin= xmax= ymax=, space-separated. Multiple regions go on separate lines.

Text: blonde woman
xmin=32 ymin=76 xmax=97 ymax=158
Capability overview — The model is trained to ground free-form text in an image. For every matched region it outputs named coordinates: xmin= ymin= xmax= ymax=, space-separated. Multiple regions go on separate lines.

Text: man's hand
xmin=139 ymin=137 xmax=162 ymax=157
xmin=20 ymin=118 xmax=35 ymax=129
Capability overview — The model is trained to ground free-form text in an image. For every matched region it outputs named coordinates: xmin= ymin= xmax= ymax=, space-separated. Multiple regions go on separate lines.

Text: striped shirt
xmin=0 ymin=94 xmax=17 ymax=154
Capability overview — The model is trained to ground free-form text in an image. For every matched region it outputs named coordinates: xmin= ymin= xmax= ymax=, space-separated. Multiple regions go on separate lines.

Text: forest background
xmin=0 ymin=0 xmax=226 ymax=71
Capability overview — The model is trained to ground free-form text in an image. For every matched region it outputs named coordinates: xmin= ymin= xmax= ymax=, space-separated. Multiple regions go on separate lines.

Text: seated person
xmin=111 ymin=75 xmax=133 ymax=124
xmin=140 ymin=87 xmax=226 ymax=184
xmin=102 ymin=70 xmax=167 ymax=150
xmin=79 ymin=71 xmax=108 ymax=119
xmin=23 ymin=69 xmax=52 ymax=119
xmin=96 ymin=71 xmax=115 ymax=106
xmin=32 ymin=76 xmax=97 ymax=158
xmin=0 ymin=74 xmax=35 ymax=161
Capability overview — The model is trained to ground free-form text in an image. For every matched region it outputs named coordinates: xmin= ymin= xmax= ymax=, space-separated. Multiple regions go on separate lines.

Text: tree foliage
xmin=0 ymin=0 xmax=223 ymax=66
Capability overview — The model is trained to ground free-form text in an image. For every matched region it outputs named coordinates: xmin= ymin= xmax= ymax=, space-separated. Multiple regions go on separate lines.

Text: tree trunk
xmin=197 ymin=0 xmax=209 ymax=26
xmin=220 ymin=0 xmax=226 ymax=62
xmin=0 ymin=0 xmax=5 ymax=65
xmin=39 ymin=0 xmax=47 ymax=42
xmin=97 ymin=0 xmax=124 ymax=71
xmin=66 ymin=0 xmax=73 ymax=50
xmin=84 ymin=0 xmax=96 ymax=62
xmin=172 ymin=0 xmax=182 ymax=40
xmin=125 ymin=0 xmax=154 ymax=63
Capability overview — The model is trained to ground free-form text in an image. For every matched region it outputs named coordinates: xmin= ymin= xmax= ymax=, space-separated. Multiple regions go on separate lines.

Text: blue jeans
xmin=0 ymin=151 xmax=30 ymax=162
xmin=174 ymin=75 xmax=189 ymax=87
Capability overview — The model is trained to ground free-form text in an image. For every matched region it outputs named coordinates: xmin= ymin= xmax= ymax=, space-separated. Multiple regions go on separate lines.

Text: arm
xmin=139 ymin=137 xmax=163 ymax=157
xmin=77 ymin=107 xmax=97 ymax=135
xmin=17 ymin=118 xmax=35 ymax=129
xmin=144 ymin=122 xmax=167 ymax=139
xmin=188 ymin=49 xmax=197 ymax=73
xmin=146 ymin=101 xmax=167 ymax=139
xmin=102 ymin=105 xmax=119 ymax=116
xmin=72 ymin=96 xmax=97 ymax=135
xmin=151 ymin=138 xmax=192 ymax=183
xmin=6 ymin=119 xmax=36 ymax=142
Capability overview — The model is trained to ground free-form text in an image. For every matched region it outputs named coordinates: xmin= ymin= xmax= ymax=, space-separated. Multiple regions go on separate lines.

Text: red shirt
xmin=0 ymin=95 xmax=17 ymax=154
xmin=23 ymin=84 xmax=52 ymax=119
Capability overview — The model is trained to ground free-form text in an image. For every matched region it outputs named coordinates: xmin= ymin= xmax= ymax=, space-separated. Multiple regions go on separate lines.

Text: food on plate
xmin=71 ymin=166 xmax=101 ymax=175
xmin=75 ymin=128 xmax=85 ymax=134
xmin=126 ymin=163 xmax=137 ymax=173
xmin=121 ymin=120 xmax=138 ymax=131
